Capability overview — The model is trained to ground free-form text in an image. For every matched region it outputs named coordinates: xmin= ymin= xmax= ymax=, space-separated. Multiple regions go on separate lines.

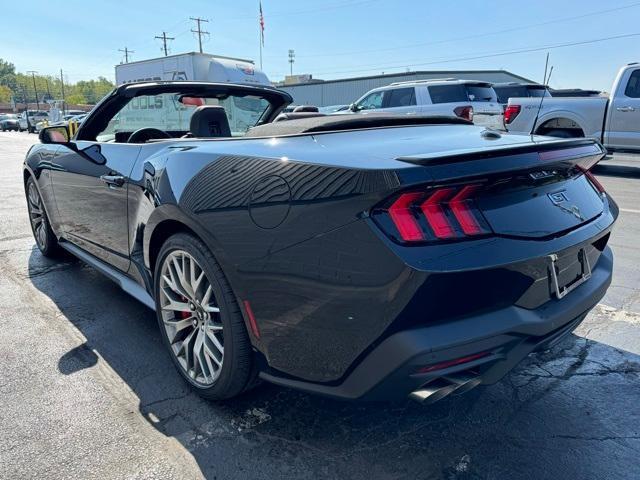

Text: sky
xmin=1 ymin=0 xmax=639 ymax=91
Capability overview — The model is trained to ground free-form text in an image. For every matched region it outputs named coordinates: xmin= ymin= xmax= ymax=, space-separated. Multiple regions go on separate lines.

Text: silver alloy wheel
xmin=159 ymin=250 xmax=224 ymax=385
xmin=27 ymin=182 xmax=47 ymax=249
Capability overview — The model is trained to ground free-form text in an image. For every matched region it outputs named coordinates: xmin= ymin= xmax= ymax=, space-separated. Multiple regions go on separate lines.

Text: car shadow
xmin=28 ymin=247 xmax=640 ymax=480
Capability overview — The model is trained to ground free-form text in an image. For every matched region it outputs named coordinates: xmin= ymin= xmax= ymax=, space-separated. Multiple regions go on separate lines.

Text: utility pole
xmin=21 ymin=86 xmax=28 ymax=111
xmin=288 ymin=49 xmax=295 ymax=76
xmin=60 ymin=69 xmax=66 ymax=116
xmin=27 ymin=71 xmax=40 ymax=111
xmin=190 ymin=17 xmax=209 ymax=53
xmin=118 ymin=47 xmax=134 ymax=63
xmin=155 ymin=31 xmax=175 ymax=57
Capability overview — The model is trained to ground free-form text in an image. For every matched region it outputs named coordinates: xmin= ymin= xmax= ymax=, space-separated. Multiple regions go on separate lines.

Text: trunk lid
xmin=393 ymin=138 xmax=607 ymax=240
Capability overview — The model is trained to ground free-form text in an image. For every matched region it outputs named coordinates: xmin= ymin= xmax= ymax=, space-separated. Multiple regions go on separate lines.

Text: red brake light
xmin=421 ymin=188 xmax=456 ymax=239
xmin=388 ymin=193 xmax=424 ymax=241
xmin=504 ymin=104 xmax=521 ymax=124
xmin=449 ymin=185 xmax=484 ymax=235
xmin=454 ymin=105 xmax=473 ymax=122
xmin=382 ymin=185 xmax=490 ymax=243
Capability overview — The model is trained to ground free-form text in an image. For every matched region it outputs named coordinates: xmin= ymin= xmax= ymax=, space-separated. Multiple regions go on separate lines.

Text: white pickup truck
xmin=504 ymin=63 xmax=640 ymax=152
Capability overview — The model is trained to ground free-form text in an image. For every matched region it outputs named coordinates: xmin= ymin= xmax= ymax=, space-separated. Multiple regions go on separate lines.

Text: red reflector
xmin=416 ymin=351 xmax=490 ymax=374
xmin=454 ymin=105 xmax=473 ymax=122
xmin=503 ymin=104 xmax=521 ymax=124
xmin=449 ymin=185 xmax=483 ymax=235
xmin=243 ymin=300 xmax=261 ymax=339
xmin=421 ymin=188 xmax=456 ymax=239
xmin=389 ymin=192 xmax=424 ymax=241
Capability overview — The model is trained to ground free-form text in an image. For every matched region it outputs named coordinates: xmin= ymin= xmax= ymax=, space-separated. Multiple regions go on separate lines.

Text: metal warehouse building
xmin=278 ymin=70 xmax=536 ymax=107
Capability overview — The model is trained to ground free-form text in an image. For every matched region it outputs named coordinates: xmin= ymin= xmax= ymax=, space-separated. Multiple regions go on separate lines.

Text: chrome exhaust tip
xmin=444 ymin=372 xmax=483 ymax=396
xmin=409 ymin=372 xmax=482 ymax=404
xmin=409 ymin=379 xmax=458 ymax=404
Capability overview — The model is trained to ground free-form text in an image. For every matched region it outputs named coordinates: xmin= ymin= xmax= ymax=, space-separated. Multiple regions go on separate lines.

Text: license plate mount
xmin=548 ymin=248 xmax=592 ymax=299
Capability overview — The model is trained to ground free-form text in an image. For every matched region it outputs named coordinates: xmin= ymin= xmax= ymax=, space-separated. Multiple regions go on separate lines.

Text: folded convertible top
xmin=244 ymin=114 xmax=471 ymax=137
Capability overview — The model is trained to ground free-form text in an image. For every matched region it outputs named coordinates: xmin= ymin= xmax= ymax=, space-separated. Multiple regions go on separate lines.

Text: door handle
xmin=616 ymin=106 xmax=636 ymax=112
xmin=100 ymin=174 xmax=125 ymax=187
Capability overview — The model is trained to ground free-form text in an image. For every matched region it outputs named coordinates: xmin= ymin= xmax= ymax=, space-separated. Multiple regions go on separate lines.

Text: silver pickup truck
xmin=504 ymin=63 xmax=640 ymax=152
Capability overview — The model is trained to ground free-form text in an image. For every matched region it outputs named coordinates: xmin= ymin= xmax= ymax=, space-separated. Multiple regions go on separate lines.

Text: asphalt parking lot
xmin=0 ymin=130 xmax=638 ymax=479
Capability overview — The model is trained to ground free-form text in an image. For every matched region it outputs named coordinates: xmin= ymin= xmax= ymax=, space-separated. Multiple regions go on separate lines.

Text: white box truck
xmin=113 ymin=52 xmax=272 ymax=135
xmin=115 ymin=52 xmax=270 ymax=86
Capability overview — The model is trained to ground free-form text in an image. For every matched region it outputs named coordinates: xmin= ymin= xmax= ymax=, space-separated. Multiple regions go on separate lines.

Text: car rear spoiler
xmin=396 ymin=139 xmax=605 ymax=183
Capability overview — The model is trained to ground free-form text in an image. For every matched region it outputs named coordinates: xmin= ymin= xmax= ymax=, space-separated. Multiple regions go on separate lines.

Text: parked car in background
xmin=505 ymin=63 xmax=640 ymax=151
xmin=0 ymin=113 xmax=20 ymax=131
xmin=25 ymin=80 xmax=616 ymax=404
xmin=318 ymin=104 xmax=350 ymax=114
xmin=42 ymin=113 xmax=87 ymax=130
xmin=19 ymin=110 xmax=48 ymax=133
xmin=493 ymin=82 xmax=549 ymax=106
xmin=345 ymin=79 xmax=503 ymax=128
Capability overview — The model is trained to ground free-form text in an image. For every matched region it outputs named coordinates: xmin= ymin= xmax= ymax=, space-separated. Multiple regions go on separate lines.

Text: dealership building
xmin=278 ymin=70 xmax=536 ymax=107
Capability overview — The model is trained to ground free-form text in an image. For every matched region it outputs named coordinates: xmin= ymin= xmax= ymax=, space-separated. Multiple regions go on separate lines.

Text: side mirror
xmin=349 ymin=103 xmax=359 ymax=112
xmin=40 ymin=126 xmax=70 ymax=144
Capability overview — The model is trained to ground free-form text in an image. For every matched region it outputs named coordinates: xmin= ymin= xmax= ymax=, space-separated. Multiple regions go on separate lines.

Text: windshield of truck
xmin=495 ymin=85 xmax=546 ymax=103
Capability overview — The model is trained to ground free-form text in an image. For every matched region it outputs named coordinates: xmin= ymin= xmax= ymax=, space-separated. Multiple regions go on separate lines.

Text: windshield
xmin=495 ymin=85 xmax=546 ymax=103
xmin=96 ymin=92 xmax=272 ymax=142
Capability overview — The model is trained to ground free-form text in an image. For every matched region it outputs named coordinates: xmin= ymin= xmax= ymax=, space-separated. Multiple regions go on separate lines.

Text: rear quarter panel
xmin=506 ymin=97 xmax=607 ymax=138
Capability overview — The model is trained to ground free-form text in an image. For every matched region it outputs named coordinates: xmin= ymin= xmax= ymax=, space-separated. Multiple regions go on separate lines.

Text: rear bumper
xmin=260 ymin=245 xmax=612 ymax=401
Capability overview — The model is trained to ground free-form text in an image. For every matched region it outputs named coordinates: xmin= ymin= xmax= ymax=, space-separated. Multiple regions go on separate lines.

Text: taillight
xmin=453 ymin=105 xmax=474 ymax=122
xmin=503 ymin=104 xmax=521 ymax=124
xmin=579 ymin=166 xmax=606 ymax=194
xmin=377 ymin=185 xmax=491 ymax=243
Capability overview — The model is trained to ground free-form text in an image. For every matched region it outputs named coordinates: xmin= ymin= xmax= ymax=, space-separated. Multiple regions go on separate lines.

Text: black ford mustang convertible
xmin=24 ymin=81 xmax=616 ymax=404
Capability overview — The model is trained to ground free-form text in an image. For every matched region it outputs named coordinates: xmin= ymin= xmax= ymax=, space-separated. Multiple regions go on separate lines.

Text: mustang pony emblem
xmin=548 ymin=191 xmax=585 ymax=221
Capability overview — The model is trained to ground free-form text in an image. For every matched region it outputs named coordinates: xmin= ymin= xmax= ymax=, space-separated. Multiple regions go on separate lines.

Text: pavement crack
xmin=139 ymin=392 xmax=193 ymax=410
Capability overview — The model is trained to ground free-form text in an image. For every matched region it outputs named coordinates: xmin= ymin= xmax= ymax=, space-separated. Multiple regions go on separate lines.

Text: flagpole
xmin=259 ymin=1 xmax=263 ymax=70
xmin=259 ymin=32 xmax=263 ymax=70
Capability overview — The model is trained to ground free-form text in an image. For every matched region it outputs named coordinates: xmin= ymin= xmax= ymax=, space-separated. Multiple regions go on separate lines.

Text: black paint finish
xmin=23 ymin=81 xmax=618 ymax=399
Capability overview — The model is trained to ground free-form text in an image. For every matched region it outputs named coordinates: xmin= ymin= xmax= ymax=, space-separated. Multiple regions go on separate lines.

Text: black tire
xmin=25 ymin=176 xmax=60 ymax=257
xmin=545 ymin=129 xmax=577 ymax=139
xmin=154 ymin=233 xmax=256 ymax=400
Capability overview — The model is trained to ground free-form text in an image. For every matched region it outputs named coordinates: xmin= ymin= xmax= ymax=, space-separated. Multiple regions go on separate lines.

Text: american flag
xmin=259 ymin=2 xmax=265 ymax=46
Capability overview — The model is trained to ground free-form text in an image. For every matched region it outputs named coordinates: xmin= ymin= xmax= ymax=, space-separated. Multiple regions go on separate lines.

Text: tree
xmin=0 ymin=85 xmax=12 ymax=103
xmin=0 ymin=57 xmax=114 ymax=106
xmin=66 ymin=93 xmax=87 ymax=105
xmin=0 ymin=58 xmax=17 ymax=91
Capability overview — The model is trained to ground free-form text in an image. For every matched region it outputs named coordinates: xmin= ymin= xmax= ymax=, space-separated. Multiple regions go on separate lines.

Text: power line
xmin=118 ymin=47 xmax=134 ymax=63
xmin=155 ymin=31 xmax=175 ymax=56
xmin=275 ymin=0 xmax=640 ymax=60
xmin=190 ymin=17 xmax=210 ymax=53
xmin=277 ymin=32 xmax=640 ymax=78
